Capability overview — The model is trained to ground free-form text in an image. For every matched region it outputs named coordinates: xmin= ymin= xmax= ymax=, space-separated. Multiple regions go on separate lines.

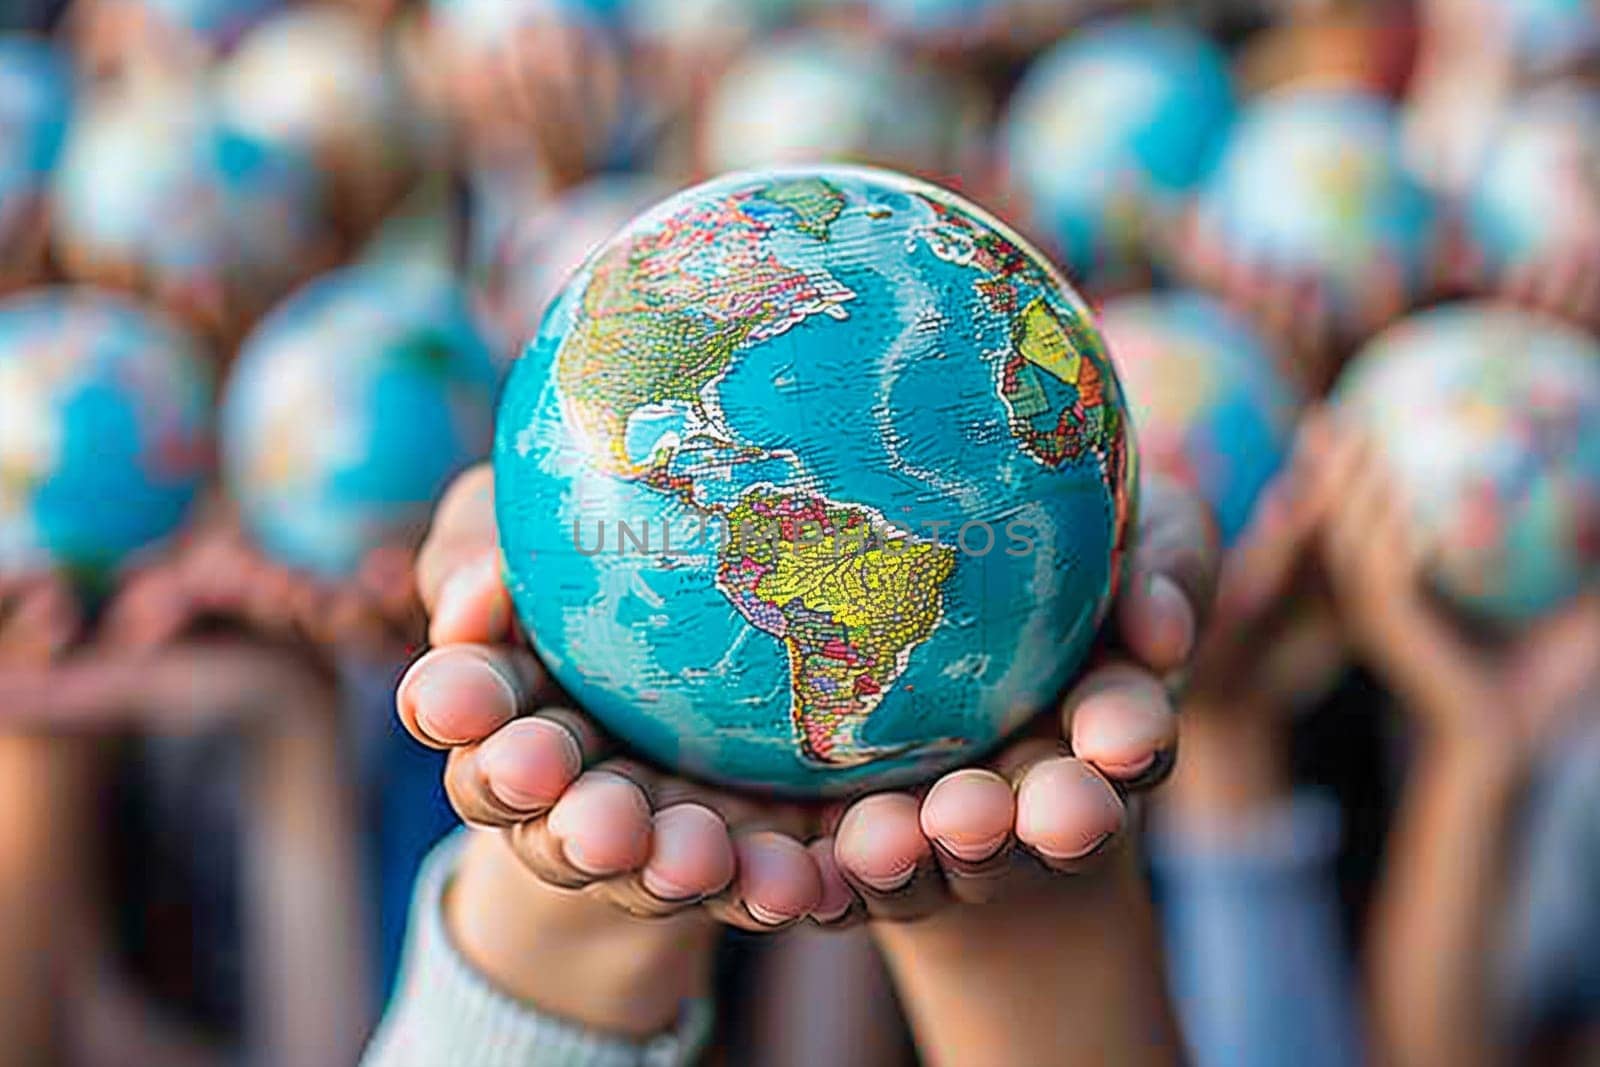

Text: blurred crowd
xmin=2 ymin=0 xmax=1600 ymax=1064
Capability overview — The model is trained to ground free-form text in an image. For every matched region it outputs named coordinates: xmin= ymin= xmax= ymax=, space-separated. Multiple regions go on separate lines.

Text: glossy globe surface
xmin=1339 ymin=303 xmax=1600 ymax=623
xmin=0 ymin=288 xmax=212 ymax=577
xmin=222 ymin=265 xmax=501 ymax=577
xmin=494 ymin=166 xmax=1134 ymax=795
xmin=1002 ymin=18 xmax=1234 ymax=283
xmin=1099 ymin=292 xmax=1301 ymax=545
xmin=1199 ymin=89 xmax=1435 ymax=322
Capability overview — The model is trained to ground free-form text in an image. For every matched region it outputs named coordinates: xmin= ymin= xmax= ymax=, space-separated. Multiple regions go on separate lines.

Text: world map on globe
xmin=0 ymin=288 xmax=212 ymax=581
xmin=1340 ymin=303 xmax=1600 ymax=623
xmin=495 ymin=166 xmax=1133 ymax=795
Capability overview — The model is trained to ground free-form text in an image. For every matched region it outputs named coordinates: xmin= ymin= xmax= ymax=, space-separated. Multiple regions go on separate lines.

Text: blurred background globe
xmin=1339 ymin=303 xmax=1600 ymax=623
xmin=1002 ymin=17 xmax=1235 ymax=288
xmin=1099 ymin=290 xmax=1301 ymax=545
xmin=0 ymin=288 xmax=212 ymax=580
xmin=222 ymin=264 xmax=500 ymax=577
xmin=495 ymin=166 xmax=1133 ymax=795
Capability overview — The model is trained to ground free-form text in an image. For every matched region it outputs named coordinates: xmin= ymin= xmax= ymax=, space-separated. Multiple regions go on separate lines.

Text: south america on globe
xmin=494 ymin=166 xmax=1135 ymax=796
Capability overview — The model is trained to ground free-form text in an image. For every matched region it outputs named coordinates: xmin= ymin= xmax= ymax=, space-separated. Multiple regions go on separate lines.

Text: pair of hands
xmin=398 ymin=463 xmax=1219 ymax=931
xmin=1186 ymin=409 xmax=1600 ymax=774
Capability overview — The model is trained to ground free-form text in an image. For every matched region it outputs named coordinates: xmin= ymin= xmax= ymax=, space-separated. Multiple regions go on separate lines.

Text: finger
xmin=415 ymin=465 xmax=504 ymax=619
xmin=594 ymin=802 xmax=739 ymax=919
xmin=833 ymin=792 xmax=945 ymax=921
xmin=442 ymin=711 xmax=599 ymax=828
xmin=919 ymin=769 xmax=1017 ymax=904
xmin=807 ymin=837 xmax=860 ymax=925
xmin=1063 ymin=662 xmax=1178 ymax=789
xmin=1117 ymin=474 xmax=1220 ymax=673
xmin=707 ymin=831 xmax=822 ymax=932
xmin=499 ymin=766 xmax=654 ymax=890
xmin=1013 ymin=757 xmax=1126 ymax=873
xmin=396 ymin=644 xmax=550 ymax=748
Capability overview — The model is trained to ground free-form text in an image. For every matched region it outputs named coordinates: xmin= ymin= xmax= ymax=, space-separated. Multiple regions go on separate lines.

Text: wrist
xmin=447 ymin=828 xmax=718 ymax=1039
xmin=1162 ymin=698 xmax=1290 ymax=820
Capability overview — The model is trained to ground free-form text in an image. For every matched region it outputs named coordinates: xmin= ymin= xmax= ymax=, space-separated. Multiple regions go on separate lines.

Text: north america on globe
xmin=495 ymin=165 xmax=1134 ymax=796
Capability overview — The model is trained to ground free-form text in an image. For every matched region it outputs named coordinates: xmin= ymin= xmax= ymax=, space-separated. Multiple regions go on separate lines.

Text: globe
xmin=1338 ymin=303 xmax=1600 ymax=623
xmin=0 ymin=36 xmax=73 ymax=251
xmin=701 ymin=30 xmax=973 ymax=178
xmin=218 ymin=8 xmax=418 ymax=195
xmin=52 ymin=80 xmax=324 ymax=309
xmin=222 ymin=264 xmax=501 ymax=577
xmin=472 ymin=174 xmax=668 ymax=360
xmin=1468 ymin=88 xmax=1600 ymax=278
xmin=1198 ymin=89 xmax=1435 ymax=325
xmin=495 ymin=165 xmax=1134 ymax=796
xmin=0 ymin=288 xmax=213 ymax=580
xmin=1001 ymin=17 xmax=1235 ymax=286
xmin=1099 ymin=291 xmax=1301 ymax=546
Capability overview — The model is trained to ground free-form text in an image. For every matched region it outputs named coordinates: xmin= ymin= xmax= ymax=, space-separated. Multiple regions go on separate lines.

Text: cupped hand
xmin=1312 ymin=417 xmax=1600 ymax=764
xmin=100 ymin=508 xmax=424 ymax=659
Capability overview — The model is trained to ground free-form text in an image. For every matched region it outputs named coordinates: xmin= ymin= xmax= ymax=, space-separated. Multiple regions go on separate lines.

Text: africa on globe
xmin=494 ymin=165 xmax=1134 ymax=796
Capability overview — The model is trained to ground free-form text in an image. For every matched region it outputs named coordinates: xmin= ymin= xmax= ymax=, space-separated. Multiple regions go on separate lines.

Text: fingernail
xmin=432 ymin=554 xmax=501 ymax=640
xmin=1095 ymin=751 xmax=1155 ymax=780
xmin=934 ymin=832 xmax=1008 ymax=864
xmin=411 ymin=657 xmax=518 ymax=744
xmin=485 ymin=771 xmax=545 ymax=812
xmin=561 ymin=837 xmax=614 ymax=877
xmin=744 ymin=900 xmax=799 ymax=927
xmin=641 ymin=867 xmax=697 ymax=902
xmin=1034 ymin=832 xmax=1112 ymax=863
xmin=811 ymin=897 xmax=853 ymax=924
xmin=854 ymin=860 xmax=916 ymax=894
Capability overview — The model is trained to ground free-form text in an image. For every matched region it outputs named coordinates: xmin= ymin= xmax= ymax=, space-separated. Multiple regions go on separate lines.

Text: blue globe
xmin=0 ymin=36 xmax=73 ymax=251
xmin=1099 ymin=292 xmax=1301 ymax=546
xmin=222 ymin=265 xmax=501 ymax=577
xmin=1002 ymin=18 xmax=1235 ymax=286
xmin=495 ymin=166 xmax=1134 ymax=796
xmin=1468 ymin=88 xmax=1600 ymax=277
xmin=1339 ymin=304 xmax=1600 ymax=623
xmin=1198 ymin=89 xmax=1436 ymax=325
xmin=0 ymin=288 xmax=213 ymax=580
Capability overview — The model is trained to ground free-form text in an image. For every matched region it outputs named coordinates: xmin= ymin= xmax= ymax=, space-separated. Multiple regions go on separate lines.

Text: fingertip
xmin=428 ymin=552 xmax=513 ymax=646
xmin=1119 ymin=571 xmax=1196 ymax=672
xmin=642 ymin=804 xmax=734 ymax=902
xmin=920 ymin=769 xmax=1013 ymax=863
xmin=807 ymin=838 xmax=856 ymax=923
xmin=1015 ymin=759 xmax=1125 ymax=864
xmin=737 ymin=832 xmax=821 ymax=927
xmin=1067 ymin=668 xmax=1176 ymax=781
xmin=834 ymin=793 xmax=929 ymax=893
xmin=477 ymin=717 xmax=584 ymax=812
xmin=398 ymin=648 xmax=519 ymax=747
xmin=546 ymin=771 xmax=653 ymax=877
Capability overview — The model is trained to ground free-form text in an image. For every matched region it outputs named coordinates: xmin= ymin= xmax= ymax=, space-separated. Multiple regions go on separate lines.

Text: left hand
xmin=813 ymin=474 xmax=1219 ymax=923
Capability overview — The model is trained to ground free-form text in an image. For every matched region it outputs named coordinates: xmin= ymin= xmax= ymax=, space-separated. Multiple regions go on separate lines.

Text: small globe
xmin=0 ymin=288 xmax=213 ymax=579
xmin=494 ymin=165 xmax=1134 ymax=796
xmin=1099 ymin=291 xmax=1301 ymax=546
xmin=51 ymin=80 xmax=324 ymax=309
xmin=0 ymin=36 xmax=73 ymax=249
xmin=222 ymin=265 xmax=501 ymax=577
xmin=1002 ymin=17 xmax=1235 ymax=285
xmin=1198 ymin=89 xmax=1435 ymax=324
xmin=1468 ymin=88 xmax=1600 ymax=277
xmin=1338 ymin=303 xmax=1600 ymax=623
xmin=701 ymin=30 xmax=973 ymax=178
xmin=218 ymin=8 xmax=419 ymax=194
xmin=472 ymin=174 xmax=668 ymax=359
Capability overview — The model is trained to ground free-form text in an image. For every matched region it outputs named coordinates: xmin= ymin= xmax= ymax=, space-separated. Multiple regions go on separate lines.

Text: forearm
xmin=874 ymin=851 xmax=1181 ymax=1067
xmin=1369 ymin=739 xmax=1523 ymax=1067
xmin=365 ymin=829 xmax=718 ymax=1067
